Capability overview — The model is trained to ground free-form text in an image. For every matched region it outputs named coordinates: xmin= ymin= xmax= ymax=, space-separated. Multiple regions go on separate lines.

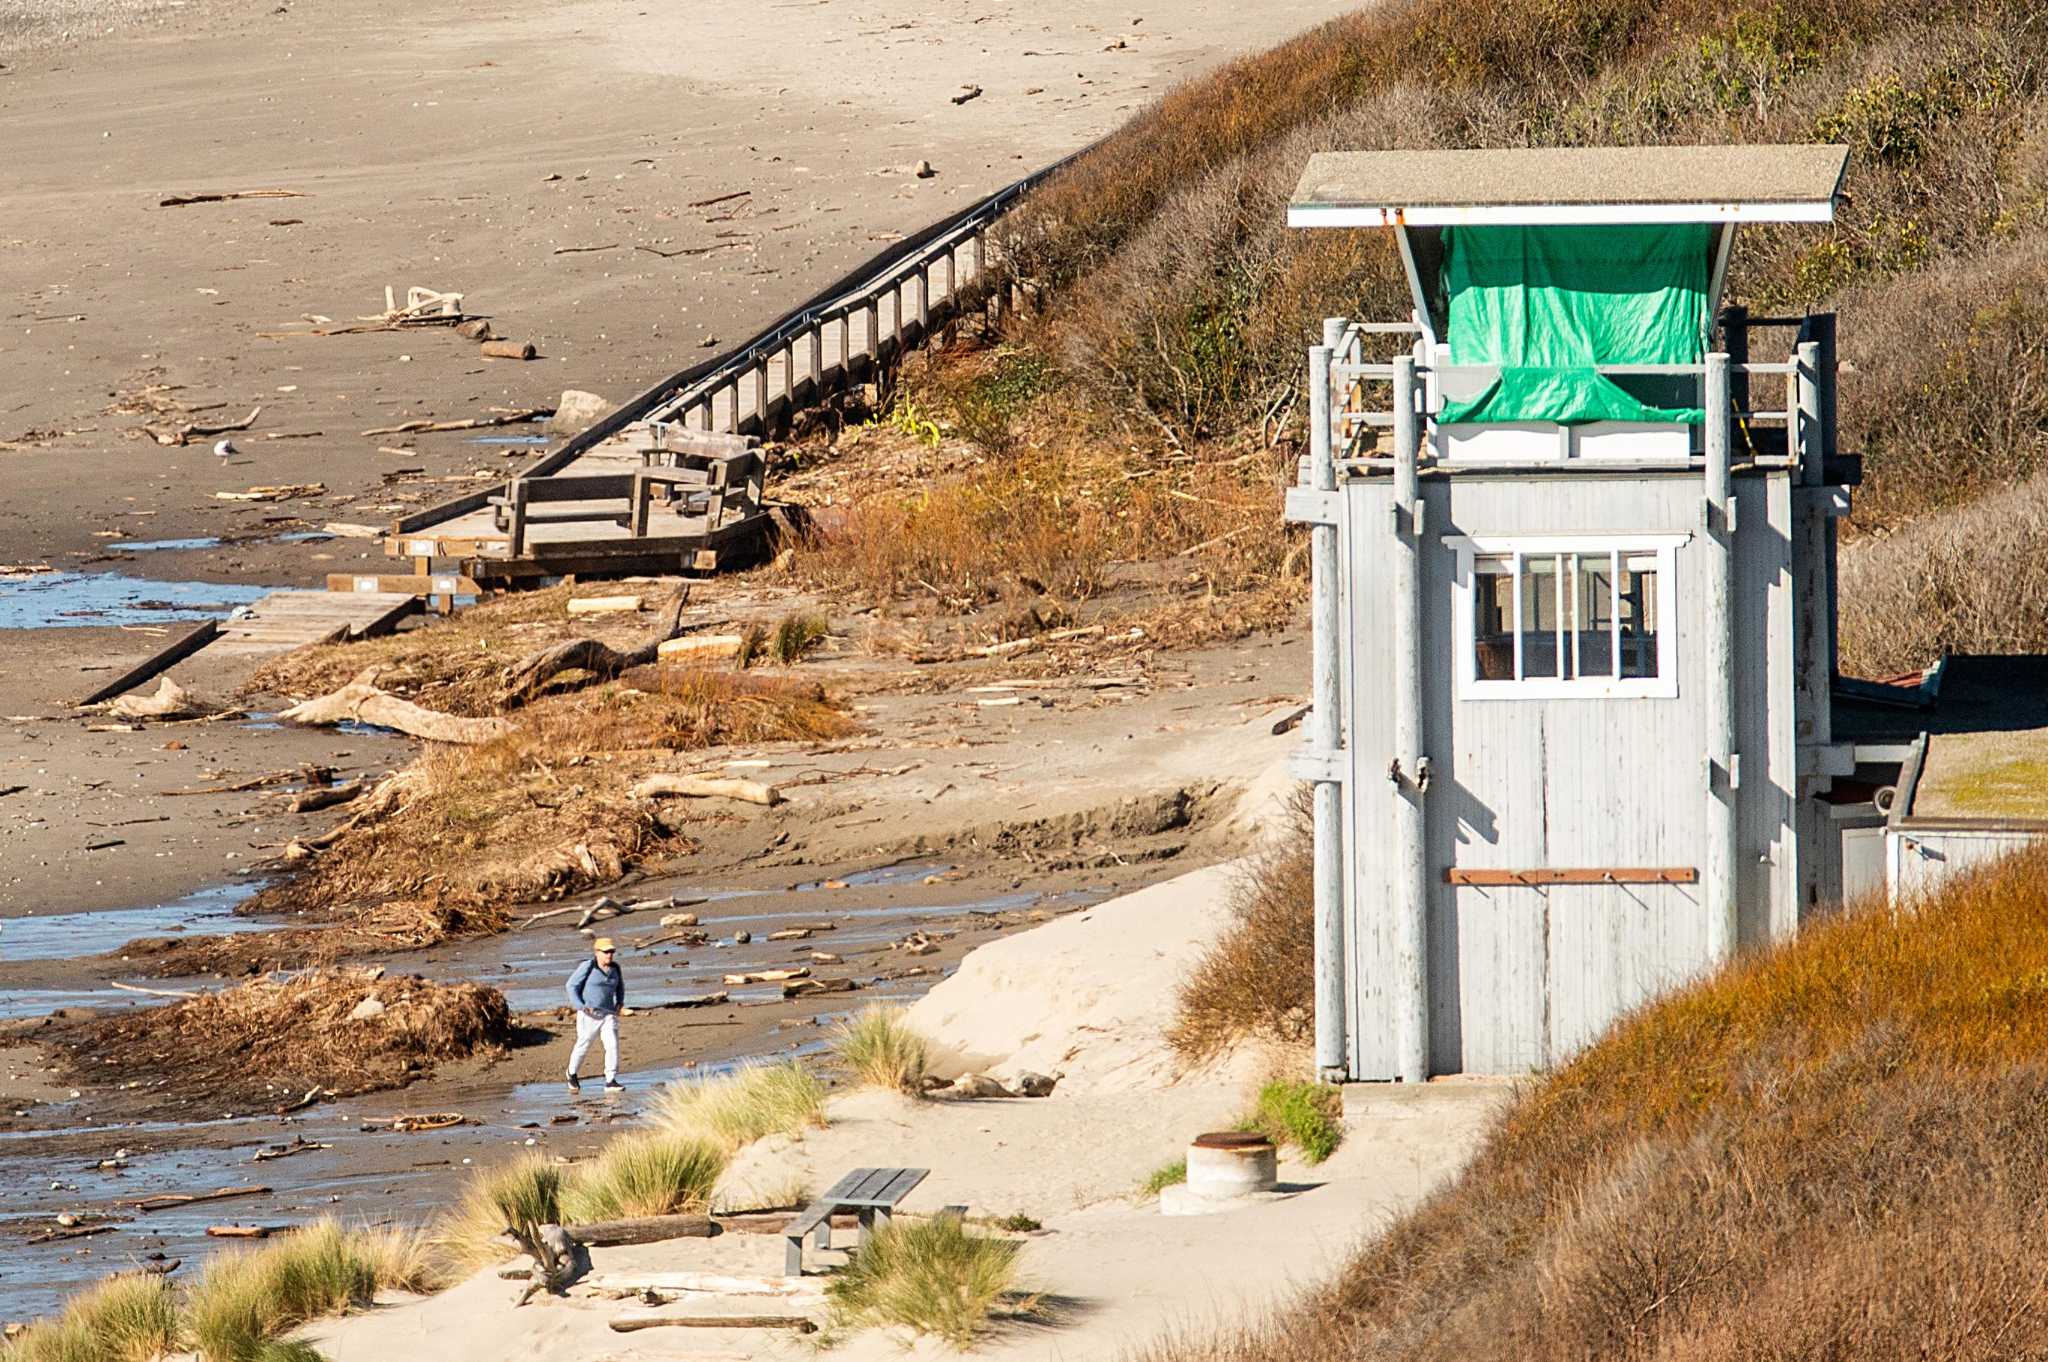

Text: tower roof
xmin=1288 ymin=145 xmax=1849 ymax=227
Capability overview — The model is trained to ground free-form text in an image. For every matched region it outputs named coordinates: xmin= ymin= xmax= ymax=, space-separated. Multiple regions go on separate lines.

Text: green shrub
xmin=834 ymin=1005 xmax=931 ymax=1094
xmin=651 ymin=1060 xmax=828 ymax=1150
xmin=1141 ymin=1159 xmax=1189 ymax=1197
xmin=559 ymin=1132 xmax=727 ymax=1222
xmin=825 ymin=1216 xmax=1022 ymax=1347
xmin=1245 ymin=1080 xmax=1344 ymax=1164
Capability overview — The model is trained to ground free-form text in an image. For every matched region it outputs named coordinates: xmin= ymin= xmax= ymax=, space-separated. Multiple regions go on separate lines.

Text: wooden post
xmin=915 ymin=264 xmax=930 ymax=334
xmin=1308 ymin=321 xmax=1346 ymax=1082
xmin=751 ymin=356 xmax=768 ymax=434
xmin=837 ymin=311 xmax=851 ymax=383
xmin=1389 ymin=349 xmax=1427 ymax=1085
xmin=866 ymin=299 xmax=883 ymax=370
xmin=695 ymin=398 xmax=712 ymax=433
xmin=508 ymin=479 xmax=529 ymax=558
xmin=1719 ymin=304 xmax=1750 ymax=416
xmin=630 ymin=472 xmax=650 ymax=537
xmin=1703 ymin=352 xmax=1738 ymax=964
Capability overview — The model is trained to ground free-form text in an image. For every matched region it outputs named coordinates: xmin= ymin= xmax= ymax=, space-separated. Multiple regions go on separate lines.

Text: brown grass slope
xmin=975 ymin=0 xmax=2048 ymax=670
xmin=1152 ymin=844 xmax=2048 ymax=1362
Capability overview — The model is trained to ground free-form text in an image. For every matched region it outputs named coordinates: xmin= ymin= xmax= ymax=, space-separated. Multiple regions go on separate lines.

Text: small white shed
xmin=1283 ymin=145 xmax=1857 ymax=1080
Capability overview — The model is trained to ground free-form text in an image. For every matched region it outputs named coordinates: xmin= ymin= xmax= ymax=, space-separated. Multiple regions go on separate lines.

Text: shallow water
xmin=0 ymin=883 xmax=267 ymax=965
xmin=0 ymin=573 xmax=269 ymax=628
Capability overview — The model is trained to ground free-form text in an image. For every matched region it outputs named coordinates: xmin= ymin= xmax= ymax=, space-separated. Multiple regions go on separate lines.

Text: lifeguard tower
xmin=1282 ymin=145 xmax=1855 ymax=1080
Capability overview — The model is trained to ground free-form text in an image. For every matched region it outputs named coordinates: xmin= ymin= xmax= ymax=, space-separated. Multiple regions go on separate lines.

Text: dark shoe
xmin=602 ymin=1080 xmax=625 ymax=1093
xmin=566 ymin=1075 xmax=582 ymax=1093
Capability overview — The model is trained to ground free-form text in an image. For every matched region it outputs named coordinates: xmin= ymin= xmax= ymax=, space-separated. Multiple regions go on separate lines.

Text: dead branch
xmin=288 ymin=782 xmax=365 ymax=814
xmin=159 ymin=189 xmax=307 ymax=206
xmin=124 ymin=1186 xmax=269 ymax=1214
xmin=359 ymin=407 xmax=548 ymax=437
xmin=498 ymin=597 xmax=688 ymax=706
xmin=609 ymin=1314 xmax=816 ymax=1334
xmin=110 ymin=981 xmax=204 ymax=1000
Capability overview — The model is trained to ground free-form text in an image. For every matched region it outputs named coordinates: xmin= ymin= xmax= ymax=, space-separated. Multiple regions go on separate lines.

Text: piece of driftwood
xmin=125 ymin=1186 xmax=269 ymax=1214
xmin=722 ymin=968 xmax=808 ymax=985
xmin=609 ymin=1313 xmax=816 ymax=1334
xmin=110 ymin=981 xmax=204 ymax=1000
xmin=638 ymin=991 xmax=729 ymax=1011
xmin=481 ymin=340 xmax=536 ymax=360
xmin=76 ymin=620 xmax=219 ymax=706
xmin=280 ymin=672 xmax=512 ymax=744
xmin=655 ymin=633 xmax=743 ymax=661
xmin=359 ymin=408 xmax=548 ymax=437
xmin=106 ymin=676 xmax=211 ymax=720
xmin=159 ymin=188 xmax=306 ymax=206
xmin=583 ymin=1271 xmax=814 ymax=1296
xmin=146 ymin=405 xmax=262 ymax=447
xmin=514 ymin=1223 xmax=585 ymax=1305
xmin=28 ymin=1224 xmax=120 ymax=1245
xmin=500 ymin=599 xmax=687 ymax=704
xmin=564 ymin=1214 xmax=715 ymax=1248
xmin=289 ymin=782 xmax=364 ymax=814
xmin=782 ymin=977 xmax=856 ymax=998
xmin=628 ymin=774 xmax=782 ymax=806
xmin=206 ymin=1225 xmax=280 ymax=1239
xmin=566 ymin=595 xmax=642 ymax=616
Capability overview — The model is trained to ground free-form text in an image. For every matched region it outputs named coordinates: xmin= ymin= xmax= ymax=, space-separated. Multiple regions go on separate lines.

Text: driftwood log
xmin=583 ymin=1271 xmax=813 ymax=1296
xmin=627 ymin=774 xmax=783 ymax=806
xmin=513 ymin=1222 xmax=585 ymax=1305
xmin=499 ymin=598 xmax=687 ymax=705
xmin=564 ymin=1214 xmax=716 ymax=1248
xmin=280 ymin=671 xmax=511 ymax=744
xmin=288 ymin=781 xmax=364 ymax=814
xmin=608 ymin=1314 xmax=817 ymax=1334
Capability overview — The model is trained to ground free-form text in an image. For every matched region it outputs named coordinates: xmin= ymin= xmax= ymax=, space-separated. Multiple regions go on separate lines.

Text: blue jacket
xmin=566 ymin=958 xmax=625 ymax=1014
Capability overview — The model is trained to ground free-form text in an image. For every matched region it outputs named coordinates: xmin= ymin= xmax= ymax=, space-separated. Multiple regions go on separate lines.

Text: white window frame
xmin=1445 ymin=533 xmax=1685 ymax=700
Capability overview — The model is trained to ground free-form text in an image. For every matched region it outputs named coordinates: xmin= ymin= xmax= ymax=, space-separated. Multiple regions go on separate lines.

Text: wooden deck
xmin=211 ymin=590 xmax=420 ymax=657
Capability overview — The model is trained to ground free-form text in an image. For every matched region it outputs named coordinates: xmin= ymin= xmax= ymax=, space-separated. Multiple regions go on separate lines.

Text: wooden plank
xmin=77 ymin=620 xmax=219 ymax=706
xmin=327 ymin=573 xmax=479 ymax=597
xmin=1445 ymin=867 xmax=1699 ymax=887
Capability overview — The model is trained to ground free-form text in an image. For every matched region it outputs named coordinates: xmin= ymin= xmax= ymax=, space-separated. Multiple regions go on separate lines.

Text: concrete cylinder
xmin=1185 ymin=1132 xmax=1278 ymax=1197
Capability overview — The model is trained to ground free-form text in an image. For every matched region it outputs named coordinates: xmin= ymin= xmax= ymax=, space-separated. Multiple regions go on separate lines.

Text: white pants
xmin=568 ymin=1011 xmax=619 ymax=1082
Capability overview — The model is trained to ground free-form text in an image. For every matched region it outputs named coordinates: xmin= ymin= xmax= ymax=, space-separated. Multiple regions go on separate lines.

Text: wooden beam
xmin=1445 ymin=867 xmax=1699 ymax=887
xmin=76 ymin=620 xmax=219 ymax=706
xmin=327 ymin=573 xmax=479 ymax=597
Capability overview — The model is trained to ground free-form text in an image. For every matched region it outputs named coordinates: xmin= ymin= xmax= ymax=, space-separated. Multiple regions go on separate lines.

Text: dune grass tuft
xmin=184 ymin=1221 xmax=384 ymax=1362
xmin=1243 ymin=1080 xmax=1343 ymax=1165
xmin=1168 ymin=790 xmax=1314 ymax=1063
xmin=432 ymin=1154 xmax=564 ymax=1271
xmin=559 ymin=1132 xmax=727 ymax=1223
xmin=825 ymin=1216 xmax=1022 ymax=1348
xmin=833 ymin=1005 xmax=931 ymax=1094
xmin=650 ymin=1061 xmax=829 ymax=1151
xmin=0 ymin=1271 xmax=179 ymax=1362
xmin=770 ymin=612 xmax=829 ymax=664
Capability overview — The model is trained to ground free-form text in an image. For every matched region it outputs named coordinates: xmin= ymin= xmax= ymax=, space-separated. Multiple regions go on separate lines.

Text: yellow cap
xmin=593 ymin=938 xmax=616 ymax=952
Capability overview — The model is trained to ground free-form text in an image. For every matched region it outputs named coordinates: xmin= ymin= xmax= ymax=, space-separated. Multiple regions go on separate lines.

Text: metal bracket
xmin=1283 ymin=487 xmax=1342 ymax=527
xmin=1288 ymin=747 xmax=1346 ymax=785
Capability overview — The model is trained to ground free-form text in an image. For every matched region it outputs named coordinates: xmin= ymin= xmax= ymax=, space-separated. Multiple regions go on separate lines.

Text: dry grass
xmin=794 ymin=351 xmax=1302 ymax=644
xmin=558 ymin=1132 xmax=728 ymax=1223
xmin=650 ymin=1060 xmax=829 ymax=1151
xmin=0 ymin=1272 xmax=179 ymax=1362
xmin=1840 ymin=465 xmax=2048 ymax=676
xmin=1147 ymin=843 xmax=2048 ymax=1362
xmin=1168 ymin=791 xmax=1314 ymax=1063
xmin=833 ymin=1005 xmax=931 ymax=1094
xmin=252 ymin=668 xmax=852 ymax=939
xmin=45 ymin=971 xmax=509 ymax=1113
xmin=824 ymin=1216 xmax=1023 ymax=1349
xmin=432 ymin=1154 xmax=564 ymax=1272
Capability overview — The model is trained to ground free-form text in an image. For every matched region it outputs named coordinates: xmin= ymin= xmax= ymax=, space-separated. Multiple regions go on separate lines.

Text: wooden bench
xmin=784 ymin=1167 xmax=928 ymax=1275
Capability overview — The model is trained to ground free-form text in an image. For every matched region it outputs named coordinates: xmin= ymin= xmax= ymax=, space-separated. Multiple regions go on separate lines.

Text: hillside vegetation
xmin=953 ymin=0 xmax=2048 ymax=674
xmin=1149 ymin=844 xmax=2048 ymax=1361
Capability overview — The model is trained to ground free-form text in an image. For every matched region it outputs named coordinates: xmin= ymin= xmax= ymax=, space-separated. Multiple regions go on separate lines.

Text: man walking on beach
xmin=565 ymin=938 xmax=626 ymax=1094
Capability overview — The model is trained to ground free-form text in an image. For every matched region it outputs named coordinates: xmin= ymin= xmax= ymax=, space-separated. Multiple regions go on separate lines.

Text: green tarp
xmin=1436 ymin=224 xmax=1712 ymax=425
